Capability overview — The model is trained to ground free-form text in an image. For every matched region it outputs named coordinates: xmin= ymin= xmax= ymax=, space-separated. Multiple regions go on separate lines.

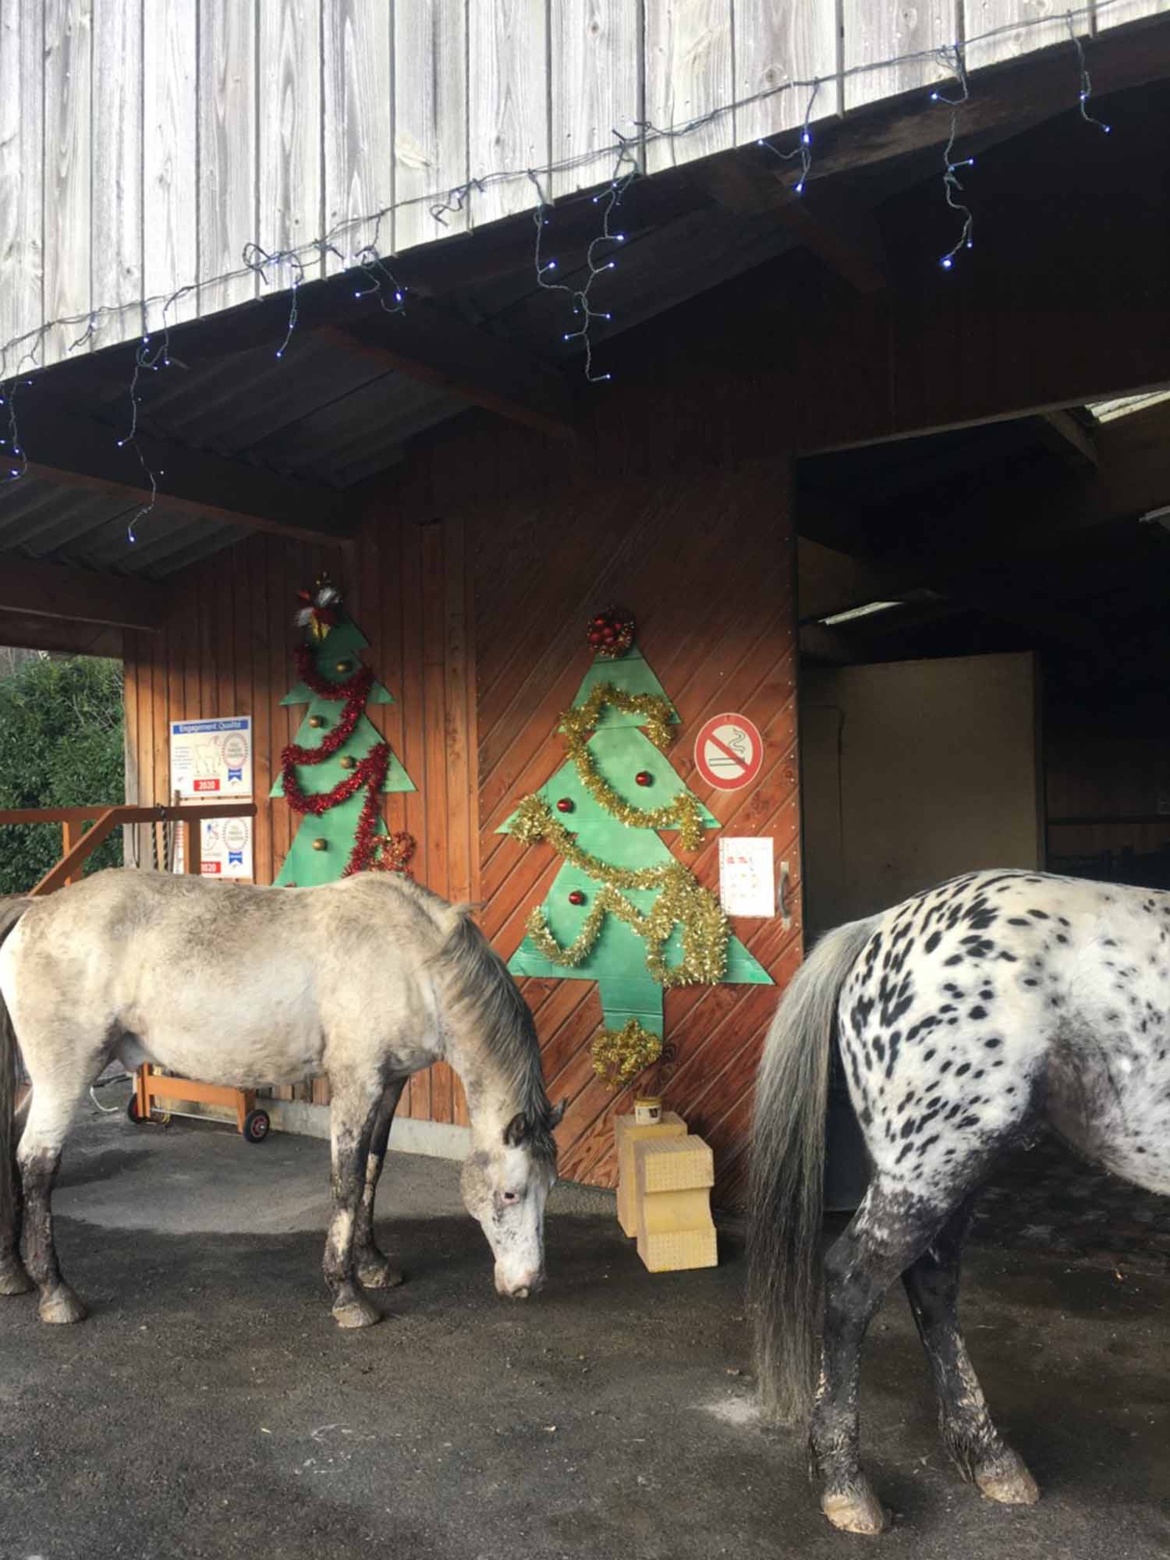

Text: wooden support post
xmin=135 ymin=1066 xmax=151 ymax=1124
xmin=184 ymin=816 xmax=202 ymax=876
xmin=60 ymin=820 xmax=83 ymax=886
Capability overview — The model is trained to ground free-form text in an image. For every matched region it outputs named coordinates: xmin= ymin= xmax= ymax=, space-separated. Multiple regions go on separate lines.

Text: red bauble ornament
xmin=585 ymin=605 xmax=635 ymax=660
xmin=635 ymin=770 xmax=653 ymax=787
xmin=568 ymin=889 xmax=586 ymax=906
xmin=556 ymin=797 xmax=574 ymax=813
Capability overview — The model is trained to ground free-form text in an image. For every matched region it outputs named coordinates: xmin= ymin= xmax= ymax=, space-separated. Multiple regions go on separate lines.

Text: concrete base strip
xmin=152 ymin=1092 xmax=471 ymax=1161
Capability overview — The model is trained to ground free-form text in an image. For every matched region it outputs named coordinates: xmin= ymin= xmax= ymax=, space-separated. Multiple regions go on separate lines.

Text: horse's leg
xmin=0 ymin=1080 xmax=32 ymax=1295
xmin=903 ymin=1198 xmax=1039 ymax=1506
xmin=354 ymin=1079 xmax=406 ymax=1291
xmin=18 ymin=1079 xmax=89 ymax=1324
xmin=811 ymin=1177 xmax=949 ymax=1535
xmin=324 ymin=1085 xmax=387 ymax=1329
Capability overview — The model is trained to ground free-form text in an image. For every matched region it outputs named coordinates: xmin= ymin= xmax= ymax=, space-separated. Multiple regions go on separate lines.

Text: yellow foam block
xmin=614 ymin=1111 xmax=687 ymax=1237
xmin=637 ymin=1225 xmax=719 ymax=1273
xmin=632 ymin=1135 xmax=718 ymax=1273
xmin=634 ymin=1134 xmax=714 ymax=1193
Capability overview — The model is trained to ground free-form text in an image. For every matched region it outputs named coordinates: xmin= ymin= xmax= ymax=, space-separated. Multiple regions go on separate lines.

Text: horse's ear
xmin=502 ymin=1112 xmax=529 ymax=1147
xmin=548 ymin=1098 xmax=566 ymax=1128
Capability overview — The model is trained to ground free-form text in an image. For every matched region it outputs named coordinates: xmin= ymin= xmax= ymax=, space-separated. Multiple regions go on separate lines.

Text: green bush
xmin=0 ymin=655 xmax=124 ymax=894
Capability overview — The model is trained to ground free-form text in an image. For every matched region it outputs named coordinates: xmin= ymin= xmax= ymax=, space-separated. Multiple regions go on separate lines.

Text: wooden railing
xmin=0 ymin=803 xmax=257 ymax=897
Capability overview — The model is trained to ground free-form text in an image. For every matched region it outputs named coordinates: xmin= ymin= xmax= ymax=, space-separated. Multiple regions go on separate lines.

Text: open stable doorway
xmin=800 ymin=652 xmax=1043 ymax=939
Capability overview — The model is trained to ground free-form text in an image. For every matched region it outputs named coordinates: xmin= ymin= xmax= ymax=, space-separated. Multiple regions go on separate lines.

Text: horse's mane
xmin=434 ymin=908 xmax=557 ymax=1164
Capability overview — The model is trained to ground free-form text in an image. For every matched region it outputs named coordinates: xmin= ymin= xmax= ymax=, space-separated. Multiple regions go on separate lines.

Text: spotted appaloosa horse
xmin=0 ymin=870 xmax=563 ymax=1329
xmin=748 ymin=869 xmax=1170 ymax=1534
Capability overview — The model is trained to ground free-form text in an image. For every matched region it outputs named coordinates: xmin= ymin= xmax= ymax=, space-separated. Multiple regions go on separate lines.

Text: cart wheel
xmin=243 ymin=1109 xmax=270 ymax=1144
xmin=127 ymin=1095 xmax=143 ymax=1124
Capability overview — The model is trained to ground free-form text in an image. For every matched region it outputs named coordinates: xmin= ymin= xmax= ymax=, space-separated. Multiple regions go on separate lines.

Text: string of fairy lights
xmin=0 ymin=1 xmax=1130 ymax=545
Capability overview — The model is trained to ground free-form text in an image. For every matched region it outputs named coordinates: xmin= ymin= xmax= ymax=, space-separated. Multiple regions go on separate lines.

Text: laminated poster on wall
xmin=199 ymin=814 xmax=254 ymax=880
xmin=718 ymin=836 xmax=776 ymax=918
xmin=169 ymin=717 xmax=253 ymax=799
xmin=169 ymin=716 xmax=254 ymax=881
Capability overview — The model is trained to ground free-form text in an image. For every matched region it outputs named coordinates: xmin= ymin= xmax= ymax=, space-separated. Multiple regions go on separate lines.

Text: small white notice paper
xmin=718 ymin=836 xmax=776 ymax=918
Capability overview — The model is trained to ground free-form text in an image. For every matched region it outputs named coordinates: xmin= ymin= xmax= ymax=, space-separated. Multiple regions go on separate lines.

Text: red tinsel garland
xmin=280 ymin=643 xmax=413 ymax=876
xmin=280 ymin=740 xmax=388 ymax=815
xmin=340 ymin=743 xmax=390 ymax=875
xmin=293 ymin=642 xmax=372 ymax=704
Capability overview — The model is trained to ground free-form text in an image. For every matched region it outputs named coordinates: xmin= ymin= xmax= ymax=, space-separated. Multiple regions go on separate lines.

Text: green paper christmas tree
xmin=501 ymin=628 xmax=771 ymax=1060
xmin=271 ymin=607 xmax=415 ymax=887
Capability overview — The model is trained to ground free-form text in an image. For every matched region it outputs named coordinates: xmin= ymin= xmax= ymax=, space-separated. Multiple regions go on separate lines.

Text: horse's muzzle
xmin=495 ymin=1268 xmax=545 ymax=1299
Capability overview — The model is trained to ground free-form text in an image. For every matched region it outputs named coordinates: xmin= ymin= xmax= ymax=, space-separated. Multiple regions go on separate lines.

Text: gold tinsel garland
xmin=524 ymin=867 xmax=731 ymax=987
xmin=511 ymin=680 xmax=733 ymax=1014
xmin=591 ymin=1019 xmax=663 ymax=1090
xmin=559 ymin=683 xmax=705 ymax=853
xmin=510 ymin=795 xmax=684 ymax=891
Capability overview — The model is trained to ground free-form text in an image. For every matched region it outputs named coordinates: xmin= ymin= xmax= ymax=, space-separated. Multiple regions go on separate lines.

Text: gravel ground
xmin=0 ymin=1094 xmax=1166 ymax=1560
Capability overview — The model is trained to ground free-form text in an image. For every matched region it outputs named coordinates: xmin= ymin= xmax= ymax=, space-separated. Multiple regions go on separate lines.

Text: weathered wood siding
xmin=122 ymin=392 xmax=797 ymax=1206
xmin=6 ymin=0 xmax=1166 ymax=370
xmin=469 ymin=420 xmax=799 ymax=1209
xmin=122 ymin=515 xmax=477 ymax=1127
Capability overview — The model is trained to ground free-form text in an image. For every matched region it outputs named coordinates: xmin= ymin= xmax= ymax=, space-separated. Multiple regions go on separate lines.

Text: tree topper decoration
xmin=587 ymin=605 xmax=635 ymax=659
xmin=295 ymin=574 xmax=342 ymax=642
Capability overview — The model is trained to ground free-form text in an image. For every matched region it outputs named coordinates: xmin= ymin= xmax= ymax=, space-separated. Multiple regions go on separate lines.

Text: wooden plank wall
xmin=10 ymin=0 xmax=1166 ymax=370
xmin=121 ymin=514 xmax=477 ymax=1128
xmin=468 ymin=418 xmax=800 ymax=1209
xmin=123 ymin=388 xmax=799 ymax=1206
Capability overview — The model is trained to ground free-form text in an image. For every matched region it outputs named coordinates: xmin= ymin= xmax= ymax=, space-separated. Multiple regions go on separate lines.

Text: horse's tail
xmin=747 ymin=913 xmax=878 ymax=1425
xmin=0 ymin=896 xmax=32 ymax=1289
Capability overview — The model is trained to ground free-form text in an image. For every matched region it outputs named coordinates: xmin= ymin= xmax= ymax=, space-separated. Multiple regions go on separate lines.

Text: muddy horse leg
xmin=903 ymin=1198 xmax=1039 ymax=1506
xmin=0 ymin=1075 xmax=32 ymax=1295
xmin=0 ymin=1184 xmax=31 ymax=1295
xmin=324 ymin=1085 xmax=387 ymax=1329
xmin=354 ymin=1079 xmax=407 ymax=1291
xmin=18 ymin=1084 xmax=88 ymax=1324
xmin=811 ymin=1179 xmax=947 ymax=1535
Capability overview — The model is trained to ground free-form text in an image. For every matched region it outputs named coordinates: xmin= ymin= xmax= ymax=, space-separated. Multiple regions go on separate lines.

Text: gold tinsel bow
xmin=591 ymin=1019 xmax=663 ymax=1090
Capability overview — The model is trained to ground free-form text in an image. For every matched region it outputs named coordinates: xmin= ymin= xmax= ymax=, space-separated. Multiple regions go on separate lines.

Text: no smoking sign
xmin=693 ymin=712 xmax=764 ymax=792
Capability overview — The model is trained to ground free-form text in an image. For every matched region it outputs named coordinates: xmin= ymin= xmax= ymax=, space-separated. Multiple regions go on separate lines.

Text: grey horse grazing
xmin=0 ymin=870 xmax=563 ymax=1328
xmin=748 ymin=870 xmax=1170 ymax=1534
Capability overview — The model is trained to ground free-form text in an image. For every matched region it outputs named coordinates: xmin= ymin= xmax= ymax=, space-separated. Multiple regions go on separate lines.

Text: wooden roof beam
xmin=694 ymin=161 xmax=889 ymax=294
xmin=701 ymin=13 xmax=1170 ymax=202
xmin=13 ymin=400 xmax=352 ymax=546
xmin=1031 ymin=410 xmax=1098 ymax=472
xmin=314 ymin=303 xmax=577 ymax=443
xmin=0 ymin=607 xmax=122 ymax=657
xmin=0 ymin=553 xmax=169 ymax=631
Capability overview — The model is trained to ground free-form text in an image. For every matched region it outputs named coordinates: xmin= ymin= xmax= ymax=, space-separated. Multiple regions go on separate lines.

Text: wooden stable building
xmin=4 ymin=4 xmax=1170 ymax=1204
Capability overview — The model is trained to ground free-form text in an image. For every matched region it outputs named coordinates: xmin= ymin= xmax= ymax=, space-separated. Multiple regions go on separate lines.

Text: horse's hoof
xmin=331 ymin=1294 xmax=382 ymax=1330
xmin=976 ymin=1449 xmax=1040 ymax=1507
xmin=38 ymin=1286 xmax=87 ymax=1325
xmin=0 ymin=1257 xmax=33 ymax=1296
xmin=355 ymin=1257 xmax=404 ymax=1291
xmin=822 ymin=1484 xmax=891 ymax=1535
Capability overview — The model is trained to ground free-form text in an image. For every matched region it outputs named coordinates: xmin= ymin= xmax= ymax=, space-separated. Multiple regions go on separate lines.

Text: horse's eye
xmin=501 ymin=1189 xmax=520 ymax=1205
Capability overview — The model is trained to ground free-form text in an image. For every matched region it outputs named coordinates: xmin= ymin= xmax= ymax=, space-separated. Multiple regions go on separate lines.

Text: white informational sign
xmin=169 ymin=717 xmax=253 ymax=800
xmin=718 ymin=836 xmax=776 ymax=918
xmin=199 ymin=813 xmax=254 ymax=880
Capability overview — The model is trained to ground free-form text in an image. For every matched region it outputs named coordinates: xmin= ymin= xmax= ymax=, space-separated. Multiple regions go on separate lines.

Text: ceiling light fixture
xmin=820 ymin=600 xmax=904 ymax=626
